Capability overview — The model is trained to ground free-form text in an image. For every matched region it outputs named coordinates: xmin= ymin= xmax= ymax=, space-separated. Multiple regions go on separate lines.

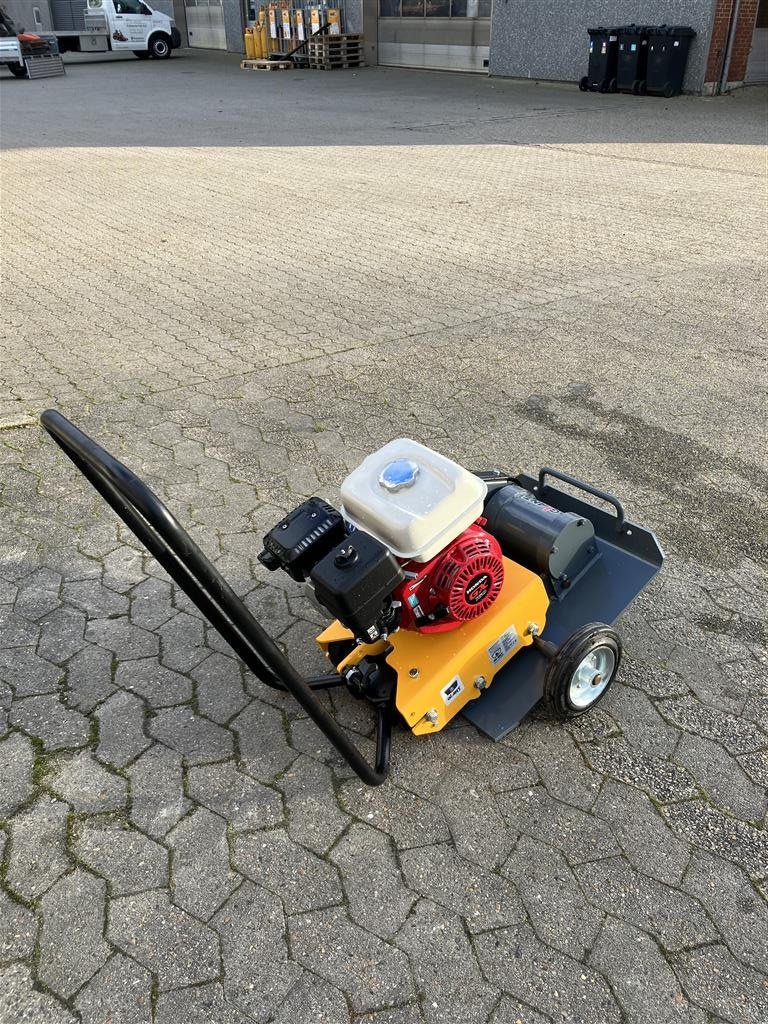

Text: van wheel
xmin=149 ymin=34 xmax=171 ymax=59
xmin=133 ymin=49 xmax=151 ymax=59
xmin=8 ymin=62 xmax=28 ymax=78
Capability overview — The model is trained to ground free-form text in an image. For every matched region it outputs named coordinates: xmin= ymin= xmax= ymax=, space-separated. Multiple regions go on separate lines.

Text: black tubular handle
xmin=536 ymin=466 xmax=626 ymax=533
xmin=40 ymin=410 xmax=390 ymax=786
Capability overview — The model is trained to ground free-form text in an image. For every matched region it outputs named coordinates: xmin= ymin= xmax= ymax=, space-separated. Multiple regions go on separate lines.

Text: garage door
xmin=745 ymin=0 xmax=768 ymax=83
xmin=184 ymin=0 xmax=226 ymax=48
xmin=378 ymin=0 xmax=490 ymax=73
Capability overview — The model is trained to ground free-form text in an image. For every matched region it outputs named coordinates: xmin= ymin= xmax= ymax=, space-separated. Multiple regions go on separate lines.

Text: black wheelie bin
xmin=579 ymin=26 xmax=619 ymax=92
xmin=645 ymin=25 xmax=696 ymax=96
xmin=616 ymin=24 xmax=651 ymax=94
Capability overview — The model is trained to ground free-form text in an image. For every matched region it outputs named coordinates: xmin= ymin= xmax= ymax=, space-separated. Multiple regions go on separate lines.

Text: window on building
xmin=380 ymin=0 xmax=489 ymax=15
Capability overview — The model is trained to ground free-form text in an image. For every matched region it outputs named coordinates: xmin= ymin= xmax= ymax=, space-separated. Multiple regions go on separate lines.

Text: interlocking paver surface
xmin=1 ymin=50 xmax=767 ymax=1023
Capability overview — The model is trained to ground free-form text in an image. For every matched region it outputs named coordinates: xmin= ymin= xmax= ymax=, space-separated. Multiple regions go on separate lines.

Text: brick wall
xmin=705 ymin=0 xmax=759 ymax=86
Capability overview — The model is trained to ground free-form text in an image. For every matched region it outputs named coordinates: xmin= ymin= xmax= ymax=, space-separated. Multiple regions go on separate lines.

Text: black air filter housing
xmin=259 ymin=498 xmax=346 ymax=582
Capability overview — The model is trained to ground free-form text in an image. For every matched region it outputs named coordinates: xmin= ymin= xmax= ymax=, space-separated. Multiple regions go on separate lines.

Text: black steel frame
xmin=40 ymin=410 xmax=392 ymax=786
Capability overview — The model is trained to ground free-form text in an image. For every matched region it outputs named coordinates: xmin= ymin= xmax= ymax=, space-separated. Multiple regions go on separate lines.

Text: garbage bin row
xmin=580 ymin=24 xmax=695 ymax=98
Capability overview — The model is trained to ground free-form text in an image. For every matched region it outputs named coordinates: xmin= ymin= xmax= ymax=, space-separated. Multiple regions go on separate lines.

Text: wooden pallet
xmin=307 ymin=59 xmax=365 ymax=70
xmin=240 ymin=59 xmax=293 ymax=71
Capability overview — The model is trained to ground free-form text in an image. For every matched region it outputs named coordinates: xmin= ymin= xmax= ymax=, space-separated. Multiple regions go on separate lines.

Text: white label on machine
xmin=487 ymin=626 xmax=519 ymax=667
xmin=440 ymin=675 xmax=464 ymax=706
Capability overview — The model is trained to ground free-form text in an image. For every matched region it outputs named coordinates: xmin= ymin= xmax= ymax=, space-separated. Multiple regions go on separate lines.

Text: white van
xmin=56 ymin=0 xmax=181 ymax=59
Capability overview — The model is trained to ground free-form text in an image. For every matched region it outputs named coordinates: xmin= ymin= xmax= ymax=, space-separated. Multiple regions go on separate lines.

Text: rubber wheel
xmin=663 ymin=83 xmax=675 ymax=98
xmin=7 ymin=62 xmax=28 ymax=78
xmin=608 ymin=77 xmax=617 ymax=92
xmin=632 ymin=79 xmax=640 ymax=95
xmin=133 ymin=50 xmax=151 ymax=59
xmin=579 ymin=75 xmax=588 ymax=92
xmin=638 ymin=79 xmax=646 ymax=95
xmin=543 ymin=622 xmax=622 ymax=720
xmin=149 ymin=34 xmax=171 ymax=59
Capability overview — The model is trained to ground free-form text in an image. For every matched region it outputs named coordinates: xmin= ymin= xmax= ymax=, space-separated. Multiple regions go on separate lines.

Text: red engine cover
xmin=395 ymin=522 xmax=505 ymax=633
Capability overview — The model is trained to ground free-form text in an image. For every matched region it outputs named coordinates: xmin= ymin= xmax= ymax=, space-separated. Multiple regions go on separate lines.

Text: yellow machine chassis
xmin=317 ymin=556 xmax=549 ymax=734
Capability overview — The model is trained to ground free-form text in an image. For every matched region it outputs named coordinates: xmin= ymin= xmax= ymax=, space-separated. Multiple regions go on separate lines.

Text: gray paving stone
xmin=212 ymin=881 xmax=301 ymax=1022
xmin=674 ymin=732 xmax=767 ymax=822
xmin=6 ymin=795 xmax=71 ymax=900
xmin=127 ymin=742 xmax=191 ymax=837
xmin=233 ymin=700 xmax=297 ymax=781
xmin=75 ymin=952 xmax=153 ymax=1024
xmin=270 ymin=972 xmax=351 ymax=1024
xmin=168 ymin=807 xmax=240 ymax=919
xmin=14 ymin=569 xmax=62 ymax=621
xmin=114 ymin=657 xmax=193 ymax=707
xmin=148 ymin=705 xmax=233 ymax=765
xmin=399 ymin=843 xmax=525 ymax=934
xmin=607 ymin=686 xmax=680 ymax=757
xmin=474 ymin=922 xmax=621 ymax=1024
xmin=96 ymin=690 xmax=150 ymax=768
xmin=37 ymin=868 xmax=111 ymax=999
xmin=108 ymin=889 xmax=220 ymax=990
xmin=489 ymin=998 xmax=553 ymax=1024
xmin=395 ymin=899 xmax=498 ymax=1024
xmin=36 ymin=607 xmax=86 ymax=664
xmin=278 ymin=753 xmax=350 ymax=856
xmin=71 ymin=816 xmax=168 ymax=895
xmin=157 ymin=612 xmax=209 ymax=672
xmin=129 ymin=576 xmax=175 ymax=631
xmin=156 ymin=983 xmax=253 ymax=1024
xmin=592 ymin=779 xmax=691 ymax=885
xmin=588 ymin=917 xmax=706 ymax=1024
xmin=501 ymin=836 xmax=604 ymax=960
xmin=0 ymin=731 xmax=35 ymax=816
xmin=9 ymin=693 xmax=91 ymax=751
xmin=332 ymin=823 xmax=416 ymax=940
xmin=671 ymin=944 xmax=768 ymax=1024
xmin=338 ymin=780 xmax=451 ymax=850
xmin=0 ymin=610 xmax=40 ymax=650
xmin=187 ymin=760 xmax=284 ymax=831
xmin=354 ymin=1008 xmax=424 ymax=1024
xmin=508 ymin=723 xmax=601 ymax=811
xmin=497 ymin=786 xmax=620 ymax=865
xmin=0 ymin=889 xmax=37 ymax=961
xmin=657 ymin=694 xmax=767 ymax=755
xmin=233 ymin=827 xmax=343 ymax=913
xmin=103 ymin=546 xmax=146 ymax=593
xmin=618 ymin=661 xmax=690 ymax=701
xmin=63 ymin=644 xmax=115 ymax=713
xmin=290 ymin=906 xmax=414 ymax=1014
xmin=435 ymin=769 xmax=515 ymax=869
xmin=0 ymin=684 xmax=8 ymax=737
xmin=739 ymin=748 xmax=768 ymax=788
xmin=0 ymin=963 xmax=76 ymax=1024
xmin=46 ymin=751 xmax=127 ymax=812
xmin=86 ymin=616 xmax=160 ymax=661
xmin=682 ymin=851 xmax=768 ymax=974
xmin=192 ymin=652 xmax=249 ymax=724
xmin=581 ymin=737 xmax=699 ymax=803
xmin=0 ymin=647 xmax=62 ymax=696
xmin=573 ymin=855 xmax=716 ymax=952
xmin=662 ymin=800 xmax=768 ymax=878
xmin=63 ymin=579 xmax=129 ymax=618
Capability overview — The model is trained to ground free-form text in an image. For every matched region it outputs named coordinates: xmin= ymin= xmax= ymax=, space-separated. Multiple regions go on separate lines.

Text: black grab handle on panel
xmin=40 ymin=410 xmax=391 ymax=786
xmin=536 ymin=466 xmax=626 ymax=533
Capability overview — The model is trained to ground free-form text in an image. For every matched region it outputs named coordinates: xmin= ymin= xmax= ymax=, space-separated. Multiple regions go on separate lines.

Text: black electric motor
xmin=483 ymin=485 xmax=598 ymax=593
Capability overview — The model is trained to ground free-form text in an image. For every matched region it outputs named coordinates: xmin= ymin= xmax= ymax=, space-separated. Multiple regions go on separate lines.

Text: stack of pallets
xmin=307 ymin=33 xmax=363 ymax=70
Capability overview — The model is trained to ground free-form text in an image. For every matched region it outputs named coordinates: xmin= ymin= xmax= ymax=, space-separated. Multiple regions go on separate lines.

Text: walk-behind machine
xmin=41 ymin=412 xmax=663 ymax=785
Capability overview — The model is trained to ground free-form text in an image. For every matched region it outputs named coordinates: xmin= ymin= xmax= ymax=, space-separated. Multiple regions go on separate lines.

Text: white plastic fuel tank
xmin=340 ymin=439 xmax=487 ymax=563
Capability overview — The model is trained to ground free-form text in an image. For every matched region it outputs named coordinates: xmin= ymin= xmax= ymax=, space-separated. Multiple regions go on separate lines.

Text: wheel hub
xmin=568 ymin=645 xmax=615 ymax=708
